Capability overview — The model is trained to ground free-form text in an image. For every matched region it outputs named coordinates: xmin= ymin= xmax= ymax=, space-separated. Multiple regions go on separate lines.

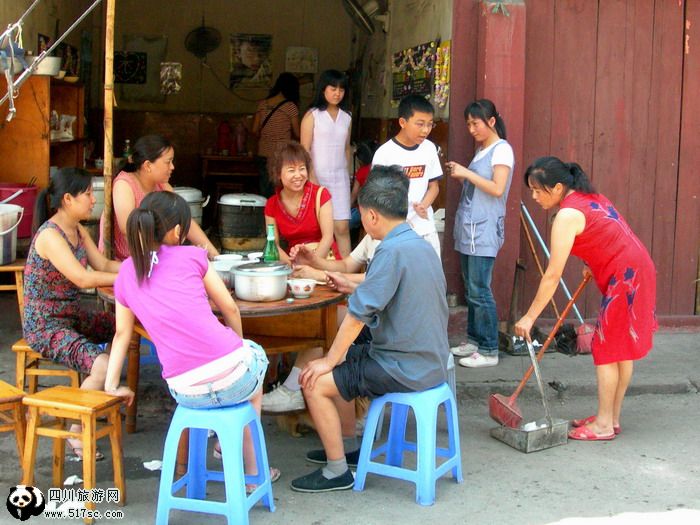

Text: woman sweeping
xmin=514 ymin=156 xmax=657 ymax=441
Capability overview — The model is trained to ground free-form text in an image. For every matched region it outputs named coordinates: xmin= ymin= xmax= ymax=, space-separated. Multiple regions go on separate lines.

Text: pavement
xmin=1 ymin=292 xmax=699 ymax=524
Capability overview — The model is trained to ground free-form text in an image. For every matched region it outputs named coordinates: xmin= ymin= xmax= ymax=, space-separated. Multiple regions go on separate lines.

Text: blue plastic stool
xmin=354 ymin=382 xmax=463 ymax=506
xmin=155 ymin=402 xmax=275 ymax=525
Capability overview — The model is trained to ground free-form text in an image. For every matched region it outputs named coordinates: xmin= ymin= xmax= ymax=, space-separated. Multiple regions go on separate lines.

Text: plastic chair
xmin=156 ymin=402 xmax=275 ymax=525
xmin=354 ymin=382 xmax=463 ymax=506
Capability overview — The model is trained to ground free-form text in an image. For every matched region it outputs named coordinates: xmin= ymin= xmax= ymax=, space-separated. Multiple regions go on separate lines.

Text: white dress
xmin=309 ymin=108 xmax=351 ymax=220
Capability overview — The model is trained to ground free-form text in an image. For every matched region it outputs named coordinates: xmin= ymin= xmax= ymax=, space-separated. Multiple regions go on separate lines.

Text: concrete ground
xmin=1 ymin=293 xmax=699 ymax=524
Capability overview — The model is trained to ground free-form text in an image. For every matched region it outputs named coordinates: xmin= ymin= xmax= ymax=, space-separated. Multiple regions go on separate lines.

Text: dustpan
xmin=491 ymin=341 xmax=568 ymax=453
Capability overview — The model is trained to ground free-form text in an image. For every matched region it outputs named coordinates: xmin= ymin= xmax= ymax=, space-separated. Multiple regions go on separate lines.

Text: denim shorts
xmin=168 ymin=340 xmax=269 ymax=409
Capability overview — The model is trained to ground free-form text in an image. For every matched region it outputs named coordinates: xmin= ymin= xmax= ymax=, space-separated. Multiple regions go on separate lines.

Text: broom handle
xmin=520 ymin=202 xmax=585 ymax=324
xmin=520 ymin=211 xmax=561 ymax=318
xmin=510 ymin=275 xmax=591 ymax=401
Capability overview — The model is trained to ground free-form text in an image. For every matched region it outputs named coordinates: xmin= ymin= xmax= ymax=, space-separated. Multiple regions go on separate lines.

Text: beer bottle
xmin=263 ymin=224 xmax=279 ymax=262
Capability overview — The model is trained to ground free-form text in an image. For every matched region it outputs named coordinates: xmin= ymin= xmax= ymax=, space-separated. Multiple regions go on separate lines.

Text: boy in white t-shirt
xmin=372 ymin=95 xmax=442 ymax=258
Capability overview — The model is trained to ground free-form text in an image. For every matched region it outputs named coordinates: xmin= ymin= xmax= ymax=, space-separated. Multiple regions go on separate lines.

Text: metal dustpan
xmin=491 ymin=340 xmax=568 ymax=453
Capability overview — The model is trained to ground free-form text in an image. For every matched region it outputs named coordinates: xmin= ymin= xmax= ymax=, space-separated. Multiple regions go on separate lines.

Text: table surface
xmin=96 ymin=285 xmax=345 ymax=317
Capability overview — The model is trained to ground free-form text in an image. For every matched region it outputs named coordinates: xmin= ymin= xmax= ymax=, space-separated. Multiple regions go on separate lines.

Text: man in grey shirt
xmin=290 ymin=165 xmax=449 ymax=494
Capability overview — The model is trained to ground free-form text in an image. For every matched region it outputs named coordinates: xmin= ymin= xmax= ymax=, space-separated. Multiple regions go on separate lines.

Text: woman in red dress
xmin=515 ymin=156 xmax=657 ymax=441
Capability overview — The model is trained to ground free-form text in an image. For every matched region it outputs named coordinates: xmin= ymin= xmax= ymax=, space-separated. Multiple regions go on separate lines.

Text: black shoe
xmin=305 ymin=448 xmax=360 ymax=468
xmin=290 ymin=468 xmax=354 ymax=493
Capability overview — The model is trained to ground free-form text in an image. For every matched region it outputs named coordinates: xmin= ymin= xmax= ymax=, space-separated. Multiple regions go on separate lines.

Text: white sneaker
xmin=458 ymin=352 xmax=499 ymax=368
xmin=450 ymin=342 xmax=479 ymax=357
xmin=262 ymin=384 xmax=306 ymax=412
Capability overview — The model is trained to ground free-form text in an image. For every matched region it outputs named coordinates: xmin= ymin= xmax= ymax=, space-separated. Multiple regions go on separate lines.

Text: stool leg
xmin=445 ymin=396 xmax=464 ymax=483
xmin=81 ymin=415 xmax=97 ymax=523
xmin=220 ymin=425 xmax=249 ymax=525
xmin=247 ymin=415 xmax=275 ymax=511
xmin=15 ymin=350 xmax=28 ymax=391
xmin=125 ymin=331 xmax=141 ymax=433
xmin=414 ymin=403 xmax=439 ymax=506
xmin=52 ymin=418 xmax=66 ymax=489
xmin=21 ymin=407 xmax=39 ymax=485
xmin=13 ymin=401 xmax=26 ymax=470
xmin=386 ymin=403 xmax=409 ymax=467
xmin=108 ymin=408 xmax=126 ymax=505
xmin=186 ymin=428 xmax=208 ymax=500
xmin=354 ymin=400 xmax=386 ymax=491
xmin=156 ymin=423 xmax=183 ymax=525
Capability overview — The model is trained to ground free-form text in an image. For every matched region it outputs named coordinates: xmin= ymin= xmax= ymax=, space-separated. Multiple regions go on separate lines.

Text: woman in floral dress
xmin=23 ymin=168 xmax=128 ymax=459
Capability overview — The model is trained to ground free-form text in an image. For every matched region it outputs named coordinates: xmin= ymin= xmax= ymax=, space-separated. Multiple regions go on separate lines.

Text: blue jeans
xmin=460 ymin=254 xmax=499 ymax=356
xmin=169 ymin=340 xmax=269 ymax=409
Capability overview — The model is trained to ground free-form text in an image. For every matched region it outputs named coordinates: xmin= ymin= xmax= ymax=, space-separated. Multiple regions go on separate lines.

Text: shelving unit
xmin=0 ymin=76 xmax=86 ymax=188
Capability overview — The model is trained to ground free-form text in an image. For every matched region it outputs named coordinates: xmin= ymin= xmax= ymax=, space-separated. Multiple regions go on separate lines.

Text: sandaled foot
xmin=568 ymin=425 xmax=616 ymax=441
xmin=572 ymin=415 xmax=621 ymax=434
xmin=67 ymin=437 xmax=105 ymax=461
xmin=246 ymin=467 xmax=281 ymax=494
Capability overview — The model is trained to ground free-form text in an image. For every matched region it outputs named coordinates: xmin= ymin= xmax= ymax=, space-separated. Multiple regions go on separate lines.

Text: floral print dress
xmin=23 ymin=221 xmax=115 ymax=373
xmin=561 ymin=192 xmax=657 ymax=366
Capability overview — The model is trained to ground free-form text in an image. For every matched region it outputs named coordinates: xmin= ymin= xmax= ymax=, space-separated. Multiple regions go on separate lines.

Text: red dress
xmin=264 ymin=181 xmax=341 ymax=259
xmin=561 ymin=192 xmax=657 ymax=365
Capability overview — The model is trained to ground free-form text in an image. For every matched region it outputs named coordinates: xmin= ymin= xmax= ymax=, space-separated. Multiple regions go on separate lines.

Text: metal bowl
xmin=232 ymin=262 xmax=292 ymax=301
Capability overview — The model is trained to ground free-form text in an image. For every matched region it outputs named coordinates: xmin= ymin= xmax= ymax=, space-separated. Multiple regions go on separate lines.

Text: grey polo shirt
xmin=348 ymin=223 xmax=449 ymax=390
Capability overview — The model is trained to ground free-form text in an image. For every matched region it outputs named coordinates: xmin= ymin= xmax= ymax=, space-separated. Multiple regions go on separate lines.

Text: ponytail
xmin=125 ymin=191 xmax=191 ymax=284
xmin=524 ymin=156 xmax=597 ymax=194
xmin=123 ymin=135 xmax=173 ymax=173
xmin=464 ymin=99 xmax=507 ymax=140
xmin=33 ymin=168 xmax=92 ymax=233
xmin=565 ymin=162 xmax=595 ymax=193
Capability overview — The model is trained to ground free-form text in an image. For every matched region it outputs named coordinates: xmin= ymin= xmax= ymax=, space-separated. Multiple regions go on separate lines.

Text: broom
xmin=489 ymin=275 xmax=591 ymax=428
xmin=520 ymin=202 xmax=596 ymax=354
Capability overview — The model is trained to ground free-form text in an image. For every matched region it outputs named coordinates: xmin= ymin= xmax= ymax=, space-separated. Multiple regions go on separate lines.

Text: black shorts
xmin=333 ymin=344 xmax=413 ymax=402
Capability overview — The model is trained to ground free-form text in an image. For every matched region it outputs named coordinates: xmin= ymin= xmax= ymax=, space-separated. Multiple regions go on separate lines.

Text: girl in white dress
xmin=301 ymin=70 xmax=352 ymax=256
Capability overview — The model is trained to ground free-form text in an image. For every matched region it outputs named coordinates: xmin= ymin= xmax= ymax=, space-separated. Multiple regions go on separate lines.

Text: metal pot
xmin=232 ymin=261 xmax=292 ymax=302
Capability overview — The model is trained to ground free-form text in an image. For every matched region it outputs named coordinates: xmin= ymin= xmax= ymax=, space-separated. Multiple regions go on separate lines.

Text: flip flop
xmin=568 ymin=425 xmax=616 ymax=441
xmin=246 ymin=467 xmax=281 ymax=494
xmin=67 ymin=437 xmax=105 ymax=461
xmin=572 ymin=415 xmax=621 ymax=435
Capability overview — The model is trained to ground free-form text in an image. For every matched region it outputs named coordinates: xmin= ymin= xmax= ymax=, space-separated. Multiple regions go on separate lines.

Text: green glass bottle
xmin=263 ymin=224 xmax=279 ymax=262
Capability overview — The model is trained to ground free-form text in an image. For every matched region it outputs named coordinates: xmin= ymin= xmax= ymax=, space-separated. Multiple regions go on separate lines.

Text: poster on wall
xmin=434 ymin=40 xmax=451 ymax=108
xmin=160 ymin=62 xmax=182 ymax=95
xmin=391 ymin=40 xmax=438 ymax=101
xmin=285 ymin=47 xmax=318 ymax=74
xmin=114 ymin=52 xmax=147 ymax=84
xmin=229 ymin=33 xmax=272 ymax=88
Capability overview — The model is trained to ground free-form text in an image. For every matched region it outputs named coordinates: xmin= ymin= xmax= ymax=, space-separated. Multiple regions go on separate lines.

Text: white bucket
xmin=0 ymin=204 xmax=24 ymax=265
xmin=172 ymin=187 xmax=209 ymax=226
xmin=91 ymin=178 xmax=104 ymax=220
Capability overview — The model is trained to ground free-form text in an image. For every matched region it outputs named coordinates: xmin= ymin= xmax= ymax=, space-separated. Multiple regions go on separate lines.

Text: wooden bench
xmin=0 ymin=258 xmax=25 ymax=323
xmin=12 ymin=338 xmax=80 ymax=393
xmin=0 ymin=380 xmax=26 ymax=475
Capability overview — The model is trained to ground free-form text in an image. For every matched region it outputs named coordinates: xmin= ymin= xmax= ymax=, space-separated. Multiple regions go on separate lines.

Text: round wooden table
xmin=96 ymin=285 xmax=345 ymax=433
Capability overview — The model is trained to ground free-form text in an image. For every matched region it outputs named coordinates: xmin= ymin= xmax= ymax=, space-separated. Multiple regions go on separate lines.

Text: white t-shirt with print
xmin=372 ymin=138 xmax=443 ymax=235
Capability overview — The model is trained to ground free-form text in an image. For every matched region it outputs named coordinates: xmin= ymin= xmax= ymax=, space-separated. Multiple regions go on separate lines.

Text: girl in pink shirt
xmin=104 ymin=191 xmax=278 ymax=484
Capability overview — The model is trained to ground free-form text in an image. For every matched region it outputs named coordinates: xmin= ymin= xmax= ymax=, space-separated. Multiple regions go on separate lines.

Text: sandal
xmin=572 ymin=415 xmax=621 ymax=435
xmin=246 ymin=467 xmax=281 ymax=494
xmin=568 ymin=425 xmax=616 ymax=441
xmin=67 ymin=437 xmax=105 ymax=462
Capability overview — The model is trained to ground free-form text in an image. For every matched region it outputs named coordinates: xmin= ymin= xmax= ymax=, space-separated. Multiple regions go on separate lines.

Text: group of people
xmin=19 ymin=76 xmax=657 ymax=498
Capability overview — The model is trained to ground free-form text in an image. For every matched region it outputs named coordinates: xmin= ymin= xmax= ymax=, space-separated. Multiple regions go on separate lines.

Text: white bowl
xmin=214 ymin=253 xmax=243 ymax=263
xmin=287 ymin=278 xmax=317 ymax=299
xmin=247 ymin=251 xmax=263 ymax=261
xmin=213 ymin=260 xmax=234 ymax=288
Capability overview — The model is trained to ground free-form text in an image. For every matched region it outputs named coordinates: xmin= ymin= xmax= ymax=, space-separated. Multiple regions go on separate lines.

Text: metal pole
xmin=0 ymin=0 xmax=42 ymax=46
xmin=520 ymin=201 xmax=585 ymax=324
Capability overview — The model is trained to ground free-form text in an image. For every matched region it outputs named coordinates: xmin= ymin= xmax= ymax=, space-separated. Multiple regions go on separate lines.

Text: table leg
xmin=125 ymin=330 xmax=141 ymax=433
xmin=322 ymin=304 xmax=338 ymax=352
xmin=14 ymin=269 xmax=23 ymax=324
xmin=176 ymin=429 xmax=189 ymax=476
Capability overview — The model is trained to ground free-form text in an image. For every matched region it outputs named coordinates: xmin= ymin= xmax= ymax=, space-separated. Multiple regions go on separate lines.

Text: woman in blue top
xmin=446 ymin=99 xmax=514 ymax=368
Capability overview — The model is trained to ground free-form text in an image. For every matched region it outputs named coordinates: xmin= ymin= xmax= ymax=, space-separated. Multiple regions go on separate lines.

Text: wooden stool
xmin=22 ymin=386 xmax=126 ymax=523
xmin=0 ymin=380 xmax=26 ymax=474
xmin=12 ymin=338 xmax=80 ymax=393
xmin=0 ymin=258 xmax=25 ymax=323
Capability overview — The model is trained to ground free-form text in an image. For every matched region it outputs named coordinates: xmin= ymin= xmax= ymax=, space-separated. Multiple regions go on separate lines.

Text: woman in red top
xmin=515 ymin=156 xmax=656 ymax=441
xmin=261 ymin=141 xmax=338 ymax=413
xmin=264 ymin=141 xmax=340 ymax=263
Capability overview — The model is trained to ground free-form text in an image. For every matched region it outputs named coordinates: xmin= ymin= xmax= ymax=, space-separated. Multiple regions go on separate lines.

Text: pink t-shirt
xmin=114 ymin=244 xmax=243 ymax=378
